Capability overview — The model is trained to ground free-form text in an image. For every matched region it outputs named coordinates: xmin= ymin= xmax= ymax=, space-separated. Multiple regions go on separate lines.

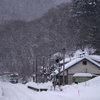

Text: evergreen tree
xmin=71 ymin=0 xmax=100 ymax=53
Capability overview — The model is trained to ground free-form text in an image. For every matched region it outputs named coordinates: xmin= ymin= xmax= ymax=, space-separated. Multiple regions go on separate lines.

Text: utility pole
xmin=53 ymin=72 xmax=56 ymax=91
xmin=63 ymin=55 xmax=65 ymax=85
xmin=55 ymin=59 xmax=61 ymax=87
xmin=49 ymin=54 xmax=51 ymax=74
xmin=36 ymin=59 xmax=38 ymax=83
xmin=67 ymin=69 xmax=68 ymax=84
xmin=33 ymin=60 xmax=35 ymax=82
xmin=42 ymin=57 xmax=45 ymax=83
xmin=58 ymin=67 xmax=61 ymax=87
xmin=62 ymin=48 xmax=66 ymax=86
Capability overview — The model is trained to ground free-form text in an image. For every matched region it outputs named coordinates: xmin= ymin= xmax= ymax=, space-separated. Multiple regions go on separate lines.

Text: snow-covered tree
xmin=71 ymin=0 xmax=100 ymax=53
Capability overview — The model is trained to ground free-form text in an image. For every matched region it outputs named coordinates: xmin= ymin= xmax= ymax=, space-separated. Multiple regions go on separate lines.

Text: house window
xmin=83 ymin=61 xmax=87 ymax=65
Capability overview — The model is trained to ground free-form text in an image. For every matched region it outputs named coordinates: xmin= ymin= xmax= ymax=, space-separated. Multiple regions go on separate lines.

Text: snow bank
xmin=0 ymin=76 xmax=100 ymax=100
xmin=57 ymin=76 xmax=100 ymax=100
xmin=26 ymin=81 xmax=52 ymax=90
xmin=0 ymin=88 xmax=2 ymax=98
xmin=0 ymin=82 xmax=2 ymax=98
xmin=86 ymin=75 xmax=100 ymax=86
xmin=0 ymin=76 xmax=2 ymax=98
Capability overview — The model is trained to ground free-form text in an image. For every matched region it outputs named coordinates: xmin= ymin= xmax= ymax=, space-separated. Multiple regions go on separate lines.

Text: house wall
xmin=68 ymin=74 xmax=73 ymax=84
xmin=68 ymin=60 xmax=100 ymax=74
xmin=60 ymin=60 xmax=100 ymax=84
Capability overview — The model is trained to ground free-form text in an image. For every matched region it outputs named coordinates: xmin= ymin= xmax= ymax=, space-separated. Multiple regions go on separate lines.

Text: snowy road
xmin=1 ymin=76 xmax=100 ymax=100
xmin=1 ymin=81 xmax=68 ymax=100
xmin=1 ymin=82 xmax=36 ymax=100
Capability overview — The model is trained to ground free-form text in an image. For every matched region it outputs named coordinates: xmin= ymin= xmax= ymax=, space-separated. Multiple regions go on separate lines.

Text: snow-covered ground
xmin=0 ymin=76 xmax=100 ymax=100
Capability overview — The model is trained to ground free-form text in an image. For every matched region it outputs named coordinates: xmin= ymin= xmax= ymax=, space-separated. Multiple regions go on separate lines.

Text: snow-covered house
xmin=56 ymin=55 xmax=100 ymax=84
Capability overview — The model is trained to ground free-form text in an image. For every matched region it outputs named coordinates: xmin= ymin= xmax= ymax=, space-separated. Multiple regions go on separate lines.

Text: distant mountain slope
xmin=0 ymin=2 xmax=72 ymax=75
xmin=0 ymin=0 xmax=100 ymax=77
xmin=0 ymin=0 xmax=71 ymax=23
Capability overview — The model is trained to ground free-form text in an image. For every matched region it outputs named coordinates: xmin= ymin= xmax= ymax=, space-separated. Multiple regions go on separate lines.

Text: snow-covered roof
xmin=90 ymin=55 xmax=100 ymax=62
xmin=73 ymin=73 xmax=93 ymax=77
xmin=56 ymin=55 xmax=100 ymax=75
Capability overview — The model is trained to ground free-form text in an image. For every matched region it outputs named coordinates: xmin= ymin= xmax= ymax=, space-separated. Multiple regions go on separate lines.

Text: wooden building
xmin=56 ymin=56 xmax=100 ymax=84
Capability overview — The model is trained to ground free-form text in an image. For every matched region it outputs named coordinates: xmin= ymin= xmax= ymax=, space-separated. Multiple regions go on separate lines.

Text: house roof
xmin=73 ymin=73 xmax=93 ymax=77
xmin=89 ymin=55 xmax=100 ymax=63
xmin=56 ymin=56 xmax=100 ymax=75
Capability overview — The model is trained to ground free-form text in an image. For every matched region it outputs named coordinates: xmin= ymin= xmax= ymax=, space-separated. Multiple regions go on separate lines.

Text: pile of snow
xmin=27 ymin=76 xmax=100 ymax=91
xmin=27 ymin=76 xmax=100 ymax=100
xmin=86 ymin=75 xmax=100 ymax=86
xmin=0 ymin=76 xmax=100 ymax=100
xmin=59 ymin=76 xmax=100 ymax=100
xmin=0 ymin=76 xmax=2 ymax=97
xmin=0 ymin=86 xmax=2 ymax=97
xmin=27 ymin=81 xmax=52 ymax=89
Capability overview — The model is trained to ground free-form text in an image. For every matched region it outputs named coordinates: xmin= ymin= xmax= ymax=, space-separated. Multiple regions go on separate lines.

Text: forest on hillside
xmin=0 ymin=0 xmax=100 ymax=78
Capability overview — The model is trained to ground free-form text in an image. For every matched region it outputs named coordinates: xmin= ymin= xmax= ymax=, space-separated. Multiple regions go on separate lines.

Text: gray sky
xmin=0 ymin=0 xmax=71 ymax=23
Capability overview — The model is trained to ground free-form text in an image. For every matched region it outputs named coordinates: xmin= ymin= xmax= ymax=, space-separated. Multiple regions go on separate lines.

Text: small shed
xmin=73 ymin=73 xmax=94 ymax=83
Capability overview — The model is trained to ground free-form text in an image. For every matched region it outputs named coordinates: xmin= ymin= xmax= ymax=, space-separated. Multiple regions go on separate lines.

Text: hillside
xmin=0 ymin=0 xmax=70 ymax=23
xmin=0 ymin=0 xmax=100 ymax=77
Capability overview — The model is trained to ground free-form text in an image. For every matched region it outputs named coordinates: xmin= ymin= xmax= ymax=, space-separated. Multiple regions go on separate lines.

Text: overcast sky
xmin=0 ymin=0 xmax=71 ymax=23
